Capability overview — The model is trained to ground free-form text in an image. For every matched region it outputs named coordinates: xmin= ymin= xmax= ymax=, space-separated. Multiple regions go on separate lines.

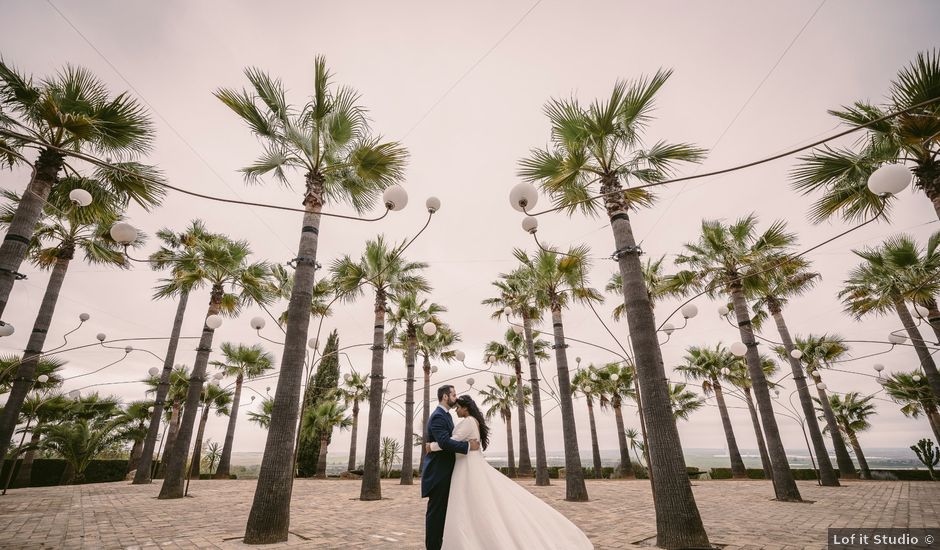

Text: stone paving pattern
xmin=0 ymin=479 xmax=937 ymax=549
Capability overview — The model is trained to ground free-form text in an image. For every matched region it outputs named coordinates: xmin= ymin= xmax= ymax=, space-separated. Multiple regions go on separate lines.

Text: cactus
xmin=910 ymin=438 xmax=939 ymax=480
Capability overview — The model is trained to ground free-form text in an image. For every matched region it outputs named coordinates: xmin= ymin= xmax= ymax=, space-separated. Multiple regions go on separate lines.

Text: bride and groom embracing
xmin=421 ymin=385 xmax=593 ymax=550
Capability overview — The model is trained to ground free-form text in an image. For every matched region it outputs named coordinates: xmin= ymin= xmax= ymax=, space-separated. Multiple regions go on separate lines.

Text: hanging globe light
xmin=816 ymin=382 xmax=827 ymax=391
xmin=913 ymin=373 xmax=922 ymax=382
xmin=0 ymin=323 xmax=14 ymax=337
xmin=662 ymin=323 xmax=676 ymax=336
xmin=681 ymin=303 xmax=699 ymax=319
xmin=867 ymin=164 xmax=911 ymax=196
xmin=717 ymin=305 xmax=730 ymax=316
xmin=250 ymin=316 xmax=266 ymax=330
xmin=109 ymin=222 xmax=138 ymax=245
xmin=68 ymin=188 xmax=93 ymax=207
xmin=307 ymin=338 xmax=318 ymax=349
xmin=521 ymin=216 xmax=538 ymax=234
xmin=425 ymin=196 xmax=441 ymax=213
xmin=466 ymin=377 xmax=475 ymax=386
xmin=382 ymin=185 xmax=409 ymax=211
xmin=79 ymin=313 xmax=90 ymax=322
xmin=36 ymin=374 xmax=49 ymax=383
xmin=125 ymin=346 xmax=134 ymax=353
xmin=610 ymin=373 xmax=620 ymax=382
xmin=205 ymin=314 xmax=223 ymax=329
xmin=431 ymin=366 xmax=438 ymax=374
xmin=422 ymin=321 xmax=437 ymax=336
xmin=511 ymin=325 xmax=523 ymax=335
xmin=720 ymin=367 xmax=731 ymax=376
xmin=454 ymin=350 xmax=466 ymax=362
xmin=790 ymin=349 xmax=803 ymax=360
xmin=148 ymin=367 xmax=160 ymax=377
xmin=508 ymin=183 xmax=539 ymax=212
xmin=872 ymin=364 xmax=885 ymax=373
xmin=888 ymin=333 xmax=906 ymax=344
xmin=729 ymin=342 xmax=747 ymax=357
xmin=96 ymin=333 xmax=106 ymax=342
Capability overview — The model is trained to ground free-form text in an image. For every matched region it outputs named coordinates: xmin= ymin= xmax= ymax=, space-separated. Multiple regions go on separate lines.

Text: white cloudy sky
xmin=2 ymin=0 xmax=939 ymax=464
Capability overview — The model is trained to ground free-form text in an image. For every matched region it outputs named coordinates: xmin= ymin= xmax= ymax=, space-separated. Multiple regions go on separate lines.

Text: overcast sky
xmin=2 ymin=1 xmax=939 ymax=464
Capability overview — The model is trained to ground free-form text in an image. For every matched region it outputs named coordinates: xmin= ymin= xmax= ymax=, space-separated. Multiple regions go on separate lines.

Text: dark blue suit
xmin=422 ymin=406 xmax=469 ymax=550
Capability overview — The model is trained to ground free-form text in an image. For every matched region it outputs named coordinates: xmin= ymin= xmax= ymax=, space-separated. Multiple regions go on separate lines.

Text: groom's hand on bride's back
xmin=469 ymin=439 xmax=480 ymax=451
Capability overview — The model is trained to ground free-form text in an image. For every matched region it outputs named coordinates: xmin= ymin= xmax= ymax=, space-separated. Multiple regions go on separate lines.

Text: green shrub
xmin=2 ymin=458 xmax=128 ymax=487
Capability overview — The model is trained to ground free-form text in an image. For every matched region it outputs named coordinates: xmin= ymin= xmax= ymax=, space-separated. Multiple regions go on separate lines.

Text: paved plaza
xmin=0 ymin=478 xmax=937 ymax=549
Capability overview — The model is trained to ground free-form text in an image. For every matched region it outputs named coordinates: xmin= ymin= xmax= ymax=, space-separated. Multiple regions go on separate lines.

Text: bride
xmin=427 ymin=394 xmax=594 ymax=550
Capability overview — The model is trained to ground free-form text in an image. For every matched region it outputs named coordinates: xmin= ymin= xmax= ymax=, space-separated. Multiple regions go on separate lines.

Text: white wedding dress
xmin=437 ymin=416 xmax=594 ymax=550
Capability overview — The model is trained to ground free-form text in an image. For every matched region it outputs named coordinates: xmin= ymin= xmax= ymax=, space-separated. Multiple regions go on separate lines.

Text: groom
xmin=422 ymin=385 xmax=479 ymax=550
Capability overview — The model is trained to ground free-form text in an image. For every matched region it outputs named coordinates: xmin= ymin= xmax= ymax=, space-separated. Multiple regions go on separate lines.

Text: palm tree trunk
xmin=712 ymin=382 xmax=748 ymax=479
xmin=128 ymin=435 xmax=144 ymax=474
xmin=844 ymin=428 xmax=871 ymax=480
xmin=586 ymin=398 xmax=602 ymax=478
xmin=14 ymin=431 xmax=41 ymax=487
xmin=815 ymin=383 xmax=857 ymax=478
xmin=612 ymin=400 xmax=635 ymax=479
xmin=360 ymin=291 xmax=388 ymax=501
xmin=159 ymin=291 xmax=223 ymax=499
xmin=522 ymin=312 xmax=550 ymax=486
xmin=348 ymin=400 xmax=360 ymax=472
xmin=920 ymin=298 xmax=940 ymax=344
xmin=743 ymin=386 xmax=773 ymax=478
xmin=418 ymin=355 xmax=431 ymax=475
xmin=548 ymin=306 xmax=588 ymax=501
xmin=60 ymin=462 xmax=76 ymax=485
xmin=604 ymin=182 xmax=709 ymax=548
xmin=632 ymin=372 xmax=654 ymax=486
xmin=214 ymin=373 xmax=242 ymax=479
xmin=0 ymin=253 xmax=70 ymax=461
xmin=316 ymin=436 xmax=330 ymax=478
xmin=244 ymin=180 xmax=323 ymax=544
xmin=513 ymin=358 xmax=532 ymax=476
xmin=504 ymin=410 xmax=516 ymax=477
xmin=0 ymin=147 xmax=64 ymax=318
xmin=135 ymin=289 xmax=189 ymax=484
xmin=188 ymin=403 xmax=212 ymax=480
xmin=400 ymin=328 xmax=417 ymax=485
xmin=158 ymin=402 xmax=181 ymax=478
xmin=893 ymin=294 xmax=940 ymax=404
xmin=729 ymin=284 xmax=801 ymax=501
xmin=923 ymin=404 xmax=940 ymax=446
xmin=769 ymin=306 xmax=840 ymax=486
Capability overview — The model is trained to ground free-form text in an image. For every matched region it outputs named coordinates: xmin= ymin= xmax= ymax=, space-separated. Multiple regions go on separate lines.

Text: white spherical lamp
xmin=466 ymin=377 xmax=475 ymax=387
xmin=502 ymin=307 xmax=512 ymax=316
xmin=250 ymin=316 xmax=266 ymax=330
xmin=913 ymin=373 xmax=922 ymax=382
xmin=68 ymin=390 xmax=80 ymax=398
xmin=0 ymin=323 xmax=14 ymax=337
xmin=69 ymin=188 xmax=93 ymax=207
xmin=79 ymin=313 xmax=90 ymax=322
xmin=873 ymin=364 xmax=885 ymax=373
xmin=717 ymin=305 xmax=730 ymax=316
xmin=96 ymin=332 xmax=106 ymax=342
xmin=148 ymin=367 xmax=160 ymax=377
xmin=307 ymin=338 xmax=318 ymax=350
xmin=521 ymin=216 xmax=538 ymax=234
xmin=774 ymin=389 xmax=780 ymax=397
xmin=426 ymin=196 xmax=441 ymax=213
xmin=205 ymin=314 xmax=223 ymax=329
xmin=681 ymin=303 xmax=699 ymax=319
xmin=888 ymin=333 xmax=906 ymax=344
xmin=914 ymin=304 xmax=930 ymax=319
xmin=383 ymin=185 xmax=409 ymax=211
xmin=147 ymin=407 xmax=154 ymax=413
xmin=250 ymin=395 xmax=256 ymax=402
xmin=790 ymin=349 xmax=803 ymax=360
xmin=454 ymin=350 xmax=466 ymax=362
xmin=36 ymin=374 xmax=49 ymax=383
xmin=816 ymin=382 xmax=827 ymax=391
xmin=867 ymin=164 xmax=911 ymax=196
xmin=729 ymin=341 xmax=747 ymax=357
xmin=213 ymin=372 xmax=224 ymax=380
xmin=720 ymin=367 xmax=731 ymax=376
xmin=509 ymin=182 xmax=539 ymax=212
xmin=422 ymin=321 xmax=437 ymax=336
xmin=610 ymin=373 xmax=620 ymax=382
xmin=124 ymin=346 xmax=133 ymax=353
xmin=109 ymin=222 xmax=138 ymax=245
xmin=431 ymin=365 xmax=438 ymax=374
xmin=811 ymin=370 xmax=821 ymax=379
xmin=662 ymin=322 xmax=676 ymax=336
xmin=511 ymin=325 xmax=523 ymax=335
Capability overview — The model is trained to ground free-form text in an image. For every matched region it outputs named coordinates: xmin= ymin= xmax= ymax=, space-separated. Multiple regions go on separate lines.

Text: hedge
xmin=1 ymin=458 xmax=130 ymax=487
xmin=709 ymin=467 xmax=935 ymax=481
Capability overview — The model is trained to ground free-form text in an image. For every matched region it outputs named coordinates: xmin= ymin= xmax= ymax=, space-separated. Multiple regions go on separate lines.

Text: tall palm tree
xmin=881 ymin=371 xmax=940 ymax=443
xmin=595 ymin=362 xmax=637 ymax=479
xmin=483 ymin=327 xmax=550 ymax=478
xmin=515 ymin=245 xmax=602 ymax=501
xmin=203 ymin=441 xmax=223 ymax=475
xmin=0 ymin=179 xmax=142 ymax=462
xmin=301 ymin=399 xmax=352 ymax=478
xmin=625 ymin=428 xmax=646 ymax=469
xmin=724 ymin=356 xmax=777 ymax=477
xmin=479 ymin=375 xmax=530 ymax=477
xmin=120 ymin=400 xmax=154 ymax=475
xmin=518 ymin=70 xmax=712 ymax=547
xmin=819 ymin=392 xmax=876 ymax=480
xmin=144 ymin=365 xmax=191 ymax=478
xmin=782 ymin=334 xmax=859 ymax=478
xmin=414 ymin=322 xmax=460 ymax=473
xmin=750 ymin=256 xmax=840 ymax=486
xmin=247 ymin=397 xmax=274 ymax=430
xmin=676 ymin=345 xmax=748 ymax=479
xmin=158 ymin=236 xmax=274 ymax=499
xmin=571 ymin=366 xmax=604 ymax=478
xmin=340 ymin=371 xmax=370 ymax=471
xmin=791 ymin=50 xmax=940 ymax=222
xmin=386 ymin=291 xmax=444 ymax=485
xmin=0 ymin=60 xmax=161 ymax=319
xmin=840 ymin=234 xmax=940 ymax=404
xmin=269 ymin=264 xmax=334 ymax=326
xmin=668 ymin=383 xmax=704 ymax=423
xmin=0 ymin=355 xmax=64 ymax=396
xmin=12 ymin=392 xmax=68 ymax=487
xmin=210 ymin=343 xmax=274 ymax=479
xmin=218 ymin=58 xmax=408 ymax=543
xmin=331 ymin=235 xmax=429 ymax=501
xmin=482 ymin=269 xmax=550 ymax=484
xmin=189 ymin=383 xmax=233 ymax=479
xmin=135 ymin=220 xmax=217 ymax=485
xmin=37 ymin=401 xmax=131 ymax=485
xmin=670 ymin=214 xmax=802 ymax=501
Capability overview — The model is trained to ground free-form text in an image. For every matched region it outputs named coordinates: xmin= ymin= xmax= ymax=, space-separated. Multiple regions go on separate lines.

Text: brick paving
xmin=0 ymin=478 xmax=937 ymax=549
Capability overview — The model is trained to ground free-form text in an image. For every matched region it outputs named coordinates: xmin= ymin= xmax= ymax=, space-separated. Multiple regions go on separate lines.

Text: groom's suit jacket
xmin=421 ymin=406 xmax=469 ymax=498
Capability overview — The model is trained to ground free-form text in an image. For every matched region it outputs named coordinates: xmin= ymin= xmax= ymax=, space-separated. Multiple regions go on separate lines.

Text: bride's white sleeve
xmin=429 ymin=419 xmax=474 ymax=452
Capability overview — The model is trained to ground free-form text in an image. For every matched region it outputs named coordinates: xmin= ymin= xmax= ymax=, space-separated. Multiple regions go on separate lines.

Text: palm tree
xmin=819 ymin=392 xmax=876 ymax=480
xmin=791 ymin=50 xmax=940 ymax=222
xmin=386 ymin=291 xmax=444 ymax=485
xmin=571 ymin=367 xmax=604 ymax=478
xmin=339 ymin=371 xmax=370 ymax=472
xmin=380 ymin=437 xmax=402 ymax=478
xmin=135 ymin=220 xmax=217 ymax=485
xmin=158 ymin=236 xmax=274 ymax=499
xmin=146 ymin=365 xmax=191 ymax=478
xmin=217 ymin=58 xmax=408 ymax=544
xmin=670 ymin=214 xmax=802 ymax=501
xmin=482 ymin=269 xmax=550 ymax=484
xmin=595 ymin=363 xmax=637 ymax=479
xmin=120 ymin=400 xmax=154 ymax=475
xmin=479 ymin=375 xmax=530 ymax=477
xmin=483 ymin=327 xmax=550 ymax=478
xmin=881 ymin=371 xmax=940 ymax=443
xmin=203 ymin=441 xmax=223 ymax=475
xmin=725 ymin=352 xmax=778 ymax=478
xmin=750 ymin=256 xmax=840 ymax=486
xmin=12 ymin=393 xmax=68 ymax=487
xmin=210 ymin=343 xmax=274 ymax=479
xmin=331 ymin=235 xmax=429 ymax=500
xmin=188 ymin=383 xmax=233 ymax=480
xmin=0 ymin=60 xmax=161 ymax=319
xmin=0 ymin=355 xmax=64 ymax=396
xmin=37 ymin=401 xmax=131 ymax=485
xmin=247 ymin=397 xmax=274 ymax=430
xmin=518 ymin=69 xmax=711 ymax=546
xmin=782 ymin=334 xmax=859 ymax=478
xmin=668 ymin=383 xmax=704 ymax=422
xmin=414 ymin=322 xmax=460 ymax=473
xmin=515 ymin=245 xmax=602 ymax=501
xmin=269 ymin=264 xmax=334 ymax=326
xmin=676 ymin=345 xmax=748 ymax=478
xmin=606 ymin=255 xmax=674 ymax=322
xmin=625 ymin=428 xmax=646 ymax=469
xmin=840 ymin=234 xmax=940 ymax=404
xmin=0 ymin=179 xmax=142 ymax=462
xmin=302 ymin=399 xmax=352 ymax=478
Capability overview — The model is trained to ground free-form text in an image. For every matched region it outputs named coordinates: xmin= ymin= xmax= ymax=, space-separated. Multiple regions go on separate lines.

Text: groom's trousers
xmin=425 ymin=482 xmax=450 ymax=550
